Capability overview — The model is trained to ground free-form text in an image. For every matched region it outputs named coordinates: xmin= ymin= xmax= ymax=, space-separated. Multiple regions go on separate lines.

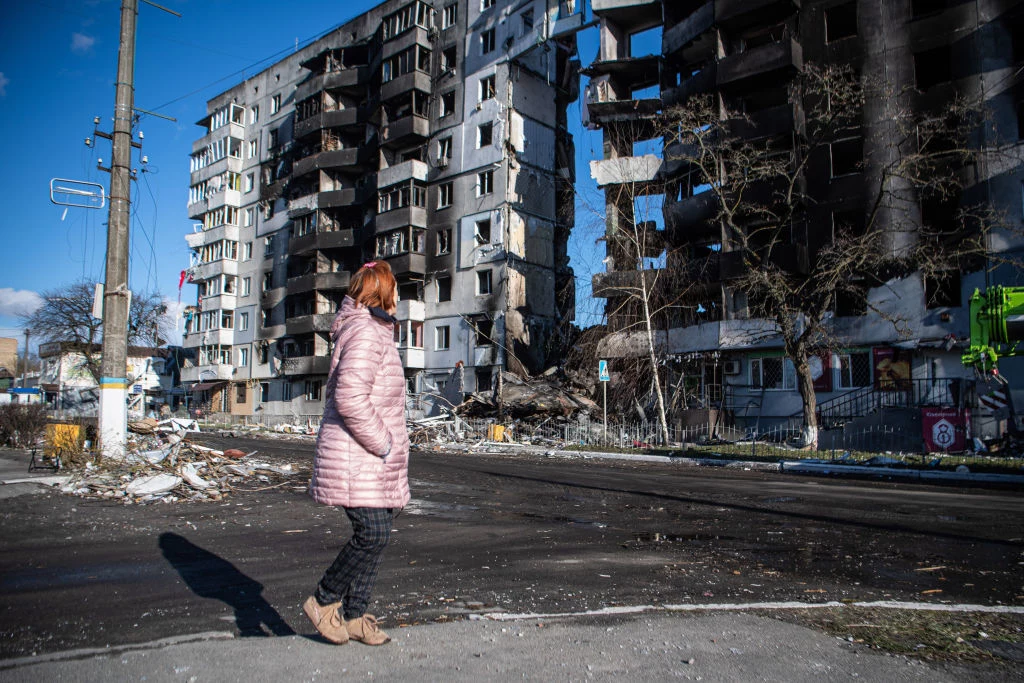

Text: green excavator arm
xmin=961 ymin=286 xmax=1024 ymax=376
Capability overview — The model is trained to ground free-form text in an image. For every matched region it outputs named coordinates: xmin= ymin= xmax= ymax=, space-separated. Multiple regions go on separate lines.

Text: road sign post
xmin=599 ymin=360 xmax=610 ymax=445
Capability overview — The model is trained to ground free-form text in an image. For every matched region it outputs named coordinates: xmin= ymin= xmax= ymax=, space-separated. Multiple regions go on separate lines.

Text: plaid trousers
xmin=316 ymin=506 xmax=394 ymax=620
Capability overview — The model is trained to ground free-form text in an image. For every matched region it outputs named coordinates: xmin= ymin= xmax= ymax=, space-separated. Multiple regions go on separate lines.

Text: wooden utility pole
xmin=98 ymin=0 xmax=138 ymax=459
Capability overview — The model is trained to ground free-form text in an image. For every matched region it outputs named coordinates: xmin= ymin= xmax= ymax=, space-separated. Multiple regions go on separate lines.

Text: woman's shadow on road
xmin=159 ymin=532 xmax=295 ymax=637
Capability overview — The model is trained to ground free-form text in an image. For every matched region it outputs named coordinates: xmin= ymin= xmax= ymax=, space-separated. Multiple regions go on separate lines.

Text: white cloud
xmin=0 ymin=72 xmax=8 ymax=97
xmin=71 ymin=32 xmax=96 ymax=54
xmin=0 ymin=289 xmax=43 ymax=317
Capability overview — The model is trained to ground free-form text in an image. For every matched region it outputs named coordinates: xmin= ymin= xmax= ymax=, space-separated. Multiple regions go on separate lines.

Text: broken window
xmin=271 ymin=94 xmax=281 ymax=115
xmin=437 ymin=136 xmax=452 ymax=163
xmin=440 ymin=90 xmax=456 ymax=117
xmin=479 ymin=75 xmax=496 ymax=102
xmin=481 ymin=28 xmax=495 ymax=55
xmin=438 ymin=182 xmax=453 ymax=208
xmin=925 ymin=271 xmax=962 ymax=308
xmin=475 ymin=318 xmax=493 ymax=345
xmin=437 ymin=228 xmax=452 ymax=254
xmin=435 ymin=325 xmax=451 ymax=350
xmin=477 ymin=170 xmax=494 ymax=196
xmin=474 ymin=218 xmax=491 ymax=244
xmin=481 ymin=0 xmax=495 ymax=10
xmin=478 ymin=122 xmax=493 ymax=148
xmin=476 ymin=368 xmax=493 ymax=393
xmin=476 ymin=270 xmax=492 ymax=295
xmin=441 ymin=46 xmax=457 ymax=73
xmin=831 ymin=209 xmax=863 ymax=238
xmin=825 ymin=2 xmax=857 ymax=43
xmin=914 ymin=44 xmax=953 ymax=90
xmin=442 ymin=4 xmax=457 ymax=28
xmin=436 ymin=275 xmax=452 ymax=302
xmin=305 ymin=380 xmax=322 ymax=401
xmin=520 ymin=9 xmax=533 ymax=35
xmin=829 ymin=137 xmax=862 ymax=177
xmin=237 ymin=349 xmax=248 ymax=369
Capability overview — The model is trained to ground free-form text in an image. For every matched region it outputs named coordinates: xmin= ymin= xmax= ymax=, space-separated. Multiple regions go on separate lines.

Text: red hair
xmin=348 ymin=261 xmax=397 ymax=312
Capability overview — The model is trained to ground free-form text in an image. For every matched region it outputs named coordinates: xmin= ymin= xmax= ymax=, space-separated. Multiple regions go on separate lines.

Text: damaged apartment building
xmin=182 ymin=0 xmax=583 ymax=418
xmin=586 ymin=0 xmax=1024 ymax=434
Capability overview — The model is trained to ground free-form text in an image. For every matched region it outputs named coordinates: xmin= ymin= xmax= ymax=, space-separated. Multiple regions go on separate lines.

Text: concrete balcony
xmin=380 ymin=70 xmax=431 ymax=103
xmin=716 ymin=0 xmax=801 ymax=30
xmin=282 ymin=355 xmax=330 ymax=376
xmin=191 ymin=258 xmax=239 ymax=282
xmin=665 ymin=191 xmax=719 ymax=236
xmin=202 ymin=293 xmax=237 ymax=311
xmin=295 ymin=66 xmax=370 ymax=102
xmin=375 ymin=206 xmax=427 ymax=232
xmin=662 ymin=62 xmax=717 ymax=107
xmin=377 ymin=160 xmax=428 ymax=188
xmin=291 ymin=148 xmax=368 ymax=178
xmin=664 ymin=1 xmax=714 ymax=55
xmin=398 ymin=347 xmax=425 ymax=369
xmin=286 ymin=270 xmax=351 ymax=295
xmin=718 ymin=38 xmax=803 ymax=89
xmin=181 ymin=363 xmax=234 ymax=383
xmin=185 ymin=223 xmax=240 ymax=249
xmin=203 ymin=328 xmax=235 ymax=347
xmin=294 ymin=107 xmax=365 ymax=139
xmin=382 ymin=26 xmax=431 ymax=59
xmin=260 ymin=286 xmax=286 ymax=308
xmin=551 ymin=8 xmax=586 ymax=38
xmin=395 ymin=299 xmax=425 ymax=322
xmin=189 ymin=155 xmax=243 ymax=186
xmin=382 ymin=252 xmax=426 ymax=277
xmin=473 ymin=345 xmax=497 ymax=366
xmin=285 ymin=313 xmax=335 ymax=336
xmin=187 ymin=198 xmax=208 ymax=220
xmin=590 ymin=155 xmax=662 ymax=187
xmin=288 ymin=228 xmax=357 ymax=255
xmin=380 ymin=115 xmax=430 ymax=149
xmin=584 ymin=97 xmax=661 ymax=125
xmin=287 ymin=188 xmax=366 ymax=217
xmin=191 ymin=122 xmax=245 ymax=155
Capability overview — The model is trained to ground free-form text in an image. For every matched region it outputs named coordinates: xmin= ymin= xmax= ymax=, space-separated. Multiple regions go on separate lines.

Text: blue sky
xmin=0 ymin=0 xmax=608 ymax=352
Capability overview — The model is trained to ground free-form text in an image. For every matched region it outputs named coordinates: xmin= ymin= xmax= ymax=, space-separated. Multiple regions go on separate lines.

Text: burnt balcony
xmin=381 ymin=71 xmax=432 ymax=103
xmin=291 ymin=147 xmax=369 ymax=178
xmin=718 ymin=38 xmax=803 ymax=89
xmin=591 ymin=0 xmax=662 ymax=31
xmin=584 ymin=54 xmax=661 ymax=85
xmin=287 ymin=188 xmax=367 ymax=217
xmin=293 ymin=107 xmax=366 ymax=140
xmin=260 ymin=177 xmax=287 ymax=202
xmin=662 ymin=62 xmax=717 ymax=107
xmin=727 ymin=102 xmax=805 ymax=140
xmin=285 ymin=313 xmax=335 ymax=336
xmin=664 ymin=1 xmax=714 ymax=56
xmin=381 ymin=25 xmax=431 ymax=60
xmin=715 ymin=0 xmax=801 ymax=30
xmin=592 ymin=268 xmax=664 ymax=298
xmin=377 ymin=159 xmax=428 ymax=188
xmin=375 ymin=206 xmax=427 ymax=232
xmin=282 ymin=354 xmax=330 ymax=376
xmin=585 ymin=97 xmax=662 ymax=125
xmin=382 ymin=252 xmax=427 ymax=277
xmin=665 ymin=191 xmax=719 ymax=236
xmin=288 ymin=228 xmax=357 ymax=256
xmin=380 ymin=114 xmax=430 ymax=149
xmin=260 ymin=286 xmax=286 ymax=308
xmin=286 ymin=270 xmax=351 ymax=295
xmin=294 ymin=66 xmax=370 ymax=102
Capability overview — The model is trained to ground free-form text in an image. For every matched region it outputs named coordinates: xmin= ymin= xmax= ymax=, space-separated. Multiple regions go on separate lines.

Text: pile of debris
xmin=456 ymin=371 xmax=598 ymax=419
xmin=56 ymin=418 xmax=304 ymax=505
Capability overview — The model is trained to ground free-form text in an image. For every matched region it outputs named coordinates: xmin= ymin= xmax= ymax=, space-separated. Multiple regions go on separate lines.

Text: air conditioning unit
xmin=723 ymin=360 xmax=741 ymax=375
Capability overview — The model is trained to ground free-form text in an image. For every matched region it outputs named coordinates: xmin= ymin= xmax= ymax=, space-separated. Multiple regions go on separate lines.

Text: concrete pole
xmin=98 ymin=0 xmax=138 ymax=460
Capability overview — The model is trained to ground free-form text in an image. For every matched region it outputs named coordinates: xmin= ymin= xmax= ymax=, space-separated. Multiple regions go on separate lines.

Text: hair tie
xmin=362 ymin=261 xmax=377 ymax=269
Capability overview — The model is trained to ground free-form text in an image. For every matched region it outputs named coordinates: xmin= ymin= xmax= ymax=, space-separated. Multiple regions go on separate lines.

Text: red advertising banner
xmin=921 ymin=408 xmax=970 ymax=452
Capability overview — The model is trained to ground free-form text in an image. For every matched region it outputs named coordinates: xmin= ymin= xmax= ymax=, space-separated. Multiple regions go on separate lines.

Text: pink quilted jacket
xmin=309 ymin=296 xmax=410 ymax=509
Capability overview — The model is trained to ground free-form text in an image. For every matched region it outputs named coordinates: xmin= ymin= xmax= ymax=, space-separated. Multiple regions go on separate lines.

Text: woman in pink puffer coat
xmin=303 ymin=261 xmax=409 ymax=647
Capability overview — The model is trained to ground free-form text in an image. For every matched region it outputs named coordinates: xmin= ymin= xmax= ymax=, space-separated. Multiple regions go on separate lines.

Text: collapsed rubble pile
xmin=456 ymin=371 xmax=599 ymax=418
xmin=58 ymin=417 xmax=304 ymax=505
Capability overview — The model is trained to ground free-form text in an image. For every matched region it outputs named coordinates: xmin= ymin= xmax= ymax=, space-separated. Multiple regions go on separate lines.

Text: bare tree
xmin=660 ymin=64 xmax=1007 ymax=449
xmin=22 ymin=280 xmax=172 ymax=383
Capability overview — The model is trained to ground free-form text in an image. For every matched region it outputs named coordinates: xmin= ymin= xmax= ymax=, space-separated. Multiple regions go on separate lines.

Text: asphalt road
xmin=1 ymin=435 xmax=1022 ymax=663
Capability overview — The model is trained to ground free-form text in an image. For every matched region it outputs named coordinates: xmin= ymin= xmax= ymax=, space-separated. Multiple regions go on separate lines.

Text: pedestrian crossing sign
xmin=598 ymin=360 xmax=610 ymax=382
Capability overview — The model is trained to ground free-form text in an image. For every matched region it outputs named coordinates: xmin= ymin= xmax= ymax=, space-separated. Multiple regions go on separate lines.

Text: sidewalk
xmin=0 ymin=611 xmax=973 ymax=682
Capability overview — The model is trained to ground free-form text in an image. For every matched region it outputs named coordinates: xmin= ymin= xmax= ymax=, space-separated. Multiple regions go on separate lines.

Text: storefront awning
xmin=192 ymin=381 xmax=227 ymax=392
